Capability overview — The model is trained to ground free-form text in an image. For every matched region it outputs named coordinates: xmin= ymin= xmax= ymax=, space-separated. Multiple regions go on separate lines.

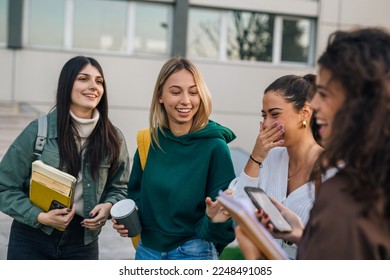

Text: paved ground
xmin=0 ymin=211 xmax=135 ymax=260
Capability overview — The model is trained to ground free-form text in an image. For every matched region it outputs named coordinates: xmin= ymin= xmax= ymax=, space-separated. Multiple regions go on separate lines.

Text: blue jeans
xmin=135 ymin=238 xmax=218 ymax=260
xmin=7 ymin=215 xmax=99 ymax=260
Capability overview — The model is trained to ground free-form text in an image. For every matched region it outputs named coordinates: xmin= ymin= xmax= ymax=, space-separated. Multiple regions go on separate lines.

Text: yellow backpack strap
xmin=136 ymin=128 xmax=151 ymax=171
xmin=130 ymin=128 xmax=150 ymax=250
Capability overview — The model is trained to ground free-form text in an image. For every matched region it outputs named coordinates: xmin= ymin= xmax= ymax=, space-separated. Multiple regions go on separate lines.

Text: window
xmin=227 ymin=10 xmax=274 ymax=62
xmin=188 ymin=7 xmax=316 ymax=66
xmin=187 ymin=8 xmax=221 ymax=58
xmin=133 ymin=3 xmax=171 ymax=55
xmin=24 ymin=0 xmax=172 ymax=56
xmin=26 ymin=0 xmax=65 ymax=47
xmin=281 ymin=18 xmax=312 ymax=63
xmin=73 ymin=0 xmax=127 ymax=51
xmin=0 ymin=0 xmax=7 ymax=45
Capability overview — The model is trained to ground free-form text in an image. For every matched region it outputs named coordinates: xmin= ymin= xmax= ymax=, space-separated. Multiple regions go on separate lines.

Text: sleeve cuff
xmin=229 ymin=170 xmax=259 ymax=199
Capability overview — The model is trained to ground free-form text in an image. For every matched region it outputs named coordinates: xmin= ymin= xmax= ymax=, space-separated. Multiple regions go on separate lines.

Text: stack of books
xmin=30 ymin=160 xmax=77 ymax=213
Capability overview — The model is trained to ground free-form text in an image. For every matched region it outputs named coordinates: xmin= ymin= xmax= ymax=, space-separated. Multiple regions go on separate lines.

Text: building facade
xmin=1 ymin=0 xmax=390 ymax=159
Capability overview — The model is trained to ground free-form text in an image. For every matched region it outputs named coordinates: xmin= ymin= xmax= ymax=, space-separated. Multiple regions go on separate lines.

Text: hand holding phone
xmin=244 ymin=186 xmax=292 ymax=233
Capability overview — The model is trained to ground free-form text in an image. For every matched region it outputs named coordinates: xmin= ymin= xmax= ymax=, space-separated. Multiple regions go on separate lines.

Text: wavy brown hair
xmin=317 ymin=27 xmax=390 ymax=216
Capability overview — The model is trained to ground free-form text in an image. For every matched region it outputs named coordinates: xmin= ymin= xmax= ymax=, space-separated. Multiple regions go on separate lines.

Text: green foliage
xmin=219 ymin=246 xmax=245 ymax=260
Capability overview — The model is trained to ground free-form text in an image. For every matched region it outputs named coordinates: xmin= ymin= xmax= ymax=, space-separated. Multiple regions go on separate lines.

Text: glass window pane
xmin=0 ymin=0 xmax=7 ymax=44
xmin=27 ymin=0 xmax=65 ymax=47
xmin=227 ymin=10 xmax=274 ymax=62
xmin=73 ymin=0 xmax=127 ymax=51
xmin=187 ymin=8 xmax=220 ymax=58
xmin=281 ymin=18 xmax=311 ymax=63
xmin=134 ymin=3 xmax=170 ymax=54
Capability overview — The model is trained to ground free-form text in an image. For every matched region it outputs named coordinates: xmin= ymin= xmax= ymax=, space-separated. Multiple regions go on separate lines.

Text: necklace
xmin=287 ymin=143 xmax=321 ymax=182
xmin=287 ymin=164 xmax=305 ymax=181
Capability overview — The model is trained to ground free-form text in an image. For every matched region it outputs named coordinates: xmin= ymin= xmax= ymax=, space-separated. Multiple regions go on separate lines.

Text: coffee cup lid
xmin=110 ymin=199 xmax=136 ymax=219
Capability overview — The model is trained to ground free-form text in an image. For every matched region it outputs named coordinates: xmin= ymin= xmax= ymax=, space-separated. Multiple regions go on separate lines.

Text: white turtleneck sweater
xmin=69 ymin=110 xmax=100 ymax=217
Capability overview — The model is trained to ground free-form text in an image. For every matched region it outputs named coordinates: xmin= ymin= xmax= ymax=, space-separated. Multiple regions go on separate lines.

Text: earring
xmin=301 ymin=120 xmax=307 ymax=128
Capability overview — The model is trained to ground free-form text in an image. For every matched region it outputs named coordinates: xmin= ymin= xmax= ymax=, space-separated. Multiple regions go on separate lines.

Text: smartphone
xmin=244 ymin=186 xmax=292 ymax=233
xmin=49 ymin=200 xmax=66 ymax=210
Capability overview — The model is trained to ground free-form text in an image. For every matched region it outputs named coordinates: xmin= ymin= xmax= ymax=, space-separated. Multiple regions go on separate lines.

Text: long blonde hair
xmin=149 ymin=57 xmax=212 ymax=149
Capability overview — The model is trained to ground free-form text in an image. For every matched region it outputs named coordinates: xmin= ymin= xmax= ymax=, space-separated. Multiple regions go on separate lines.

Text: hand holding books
xmin=217 ymin=190 xmax=288 ymax=260
xmin=30 ymin=160 xmax=77 ymax=231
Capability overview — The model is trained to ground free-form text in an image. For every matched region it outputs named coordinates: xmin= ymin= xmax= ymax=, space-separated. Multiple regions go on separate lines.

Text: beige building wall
xmin=1 ymin=0 xmax=390 ymax=159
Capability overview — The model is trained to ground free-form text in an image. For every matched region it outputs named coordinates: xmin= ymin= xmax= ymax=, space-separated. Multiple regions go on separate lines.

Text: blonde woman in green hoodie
xmin=113 ymin=57 xmax=236 ymax=260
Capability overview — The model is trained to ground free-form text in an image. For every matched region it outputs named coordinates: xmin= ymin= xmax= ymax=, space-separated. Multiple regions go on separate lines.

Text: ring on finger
xmin=98 ymin=221 xmax=101 ymax=225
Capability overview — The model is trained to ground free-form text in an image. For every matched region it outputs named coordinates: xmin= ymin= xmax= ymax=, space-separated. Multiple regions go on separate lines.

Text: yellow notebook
xmin=29 ymin=160 xmax=77 ymax=213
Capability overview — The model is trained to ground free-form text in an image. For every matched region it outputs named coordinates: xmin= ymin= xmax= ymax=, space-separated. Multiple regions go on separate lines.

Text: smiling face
xmin=262 ymin=91 xmax=307 ymax=146
xmin=311 ymin=68 xmax=346 ymax=147
xmin=158 ymin=69 xmax=200 ymax=135
xmin=70 ymin=64 xmax=104 ymax=118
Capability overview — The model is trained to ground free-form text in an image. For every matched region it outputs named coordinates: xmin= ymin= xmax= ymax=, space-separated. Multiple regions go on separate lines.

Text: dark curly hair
xmin=317 ymin=27 xmax=390 ymax=216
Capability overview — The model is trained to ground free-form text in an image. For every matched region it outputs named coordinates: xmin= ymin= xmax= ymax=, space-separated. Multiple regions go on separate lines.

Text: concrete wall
xmin=317 ymin=0 xmax=390 ymax=55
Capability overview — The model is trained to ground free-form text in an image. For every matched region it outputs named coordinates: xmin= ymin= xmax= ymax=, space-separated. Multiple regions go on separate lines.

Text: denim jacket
xmin=0 ymin=110 xmax=130 ymax=245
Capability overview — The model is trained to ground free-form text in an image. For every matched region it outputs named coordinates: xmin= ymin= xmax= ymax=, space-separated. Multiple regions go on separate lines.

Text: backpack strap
xmin=136 ymin=128 xmax=150 ymax=171
xmin=132 ymin=128 xmax=150 ymax=250
xmin=34 ymin=115 xmax=48 ymax=159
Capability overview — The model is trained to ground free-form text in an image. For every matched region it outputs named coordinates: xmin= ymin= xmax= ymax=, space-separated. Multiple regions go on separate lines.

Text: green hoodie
xmin=128 ymin=120 xmax=236 ymax=253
